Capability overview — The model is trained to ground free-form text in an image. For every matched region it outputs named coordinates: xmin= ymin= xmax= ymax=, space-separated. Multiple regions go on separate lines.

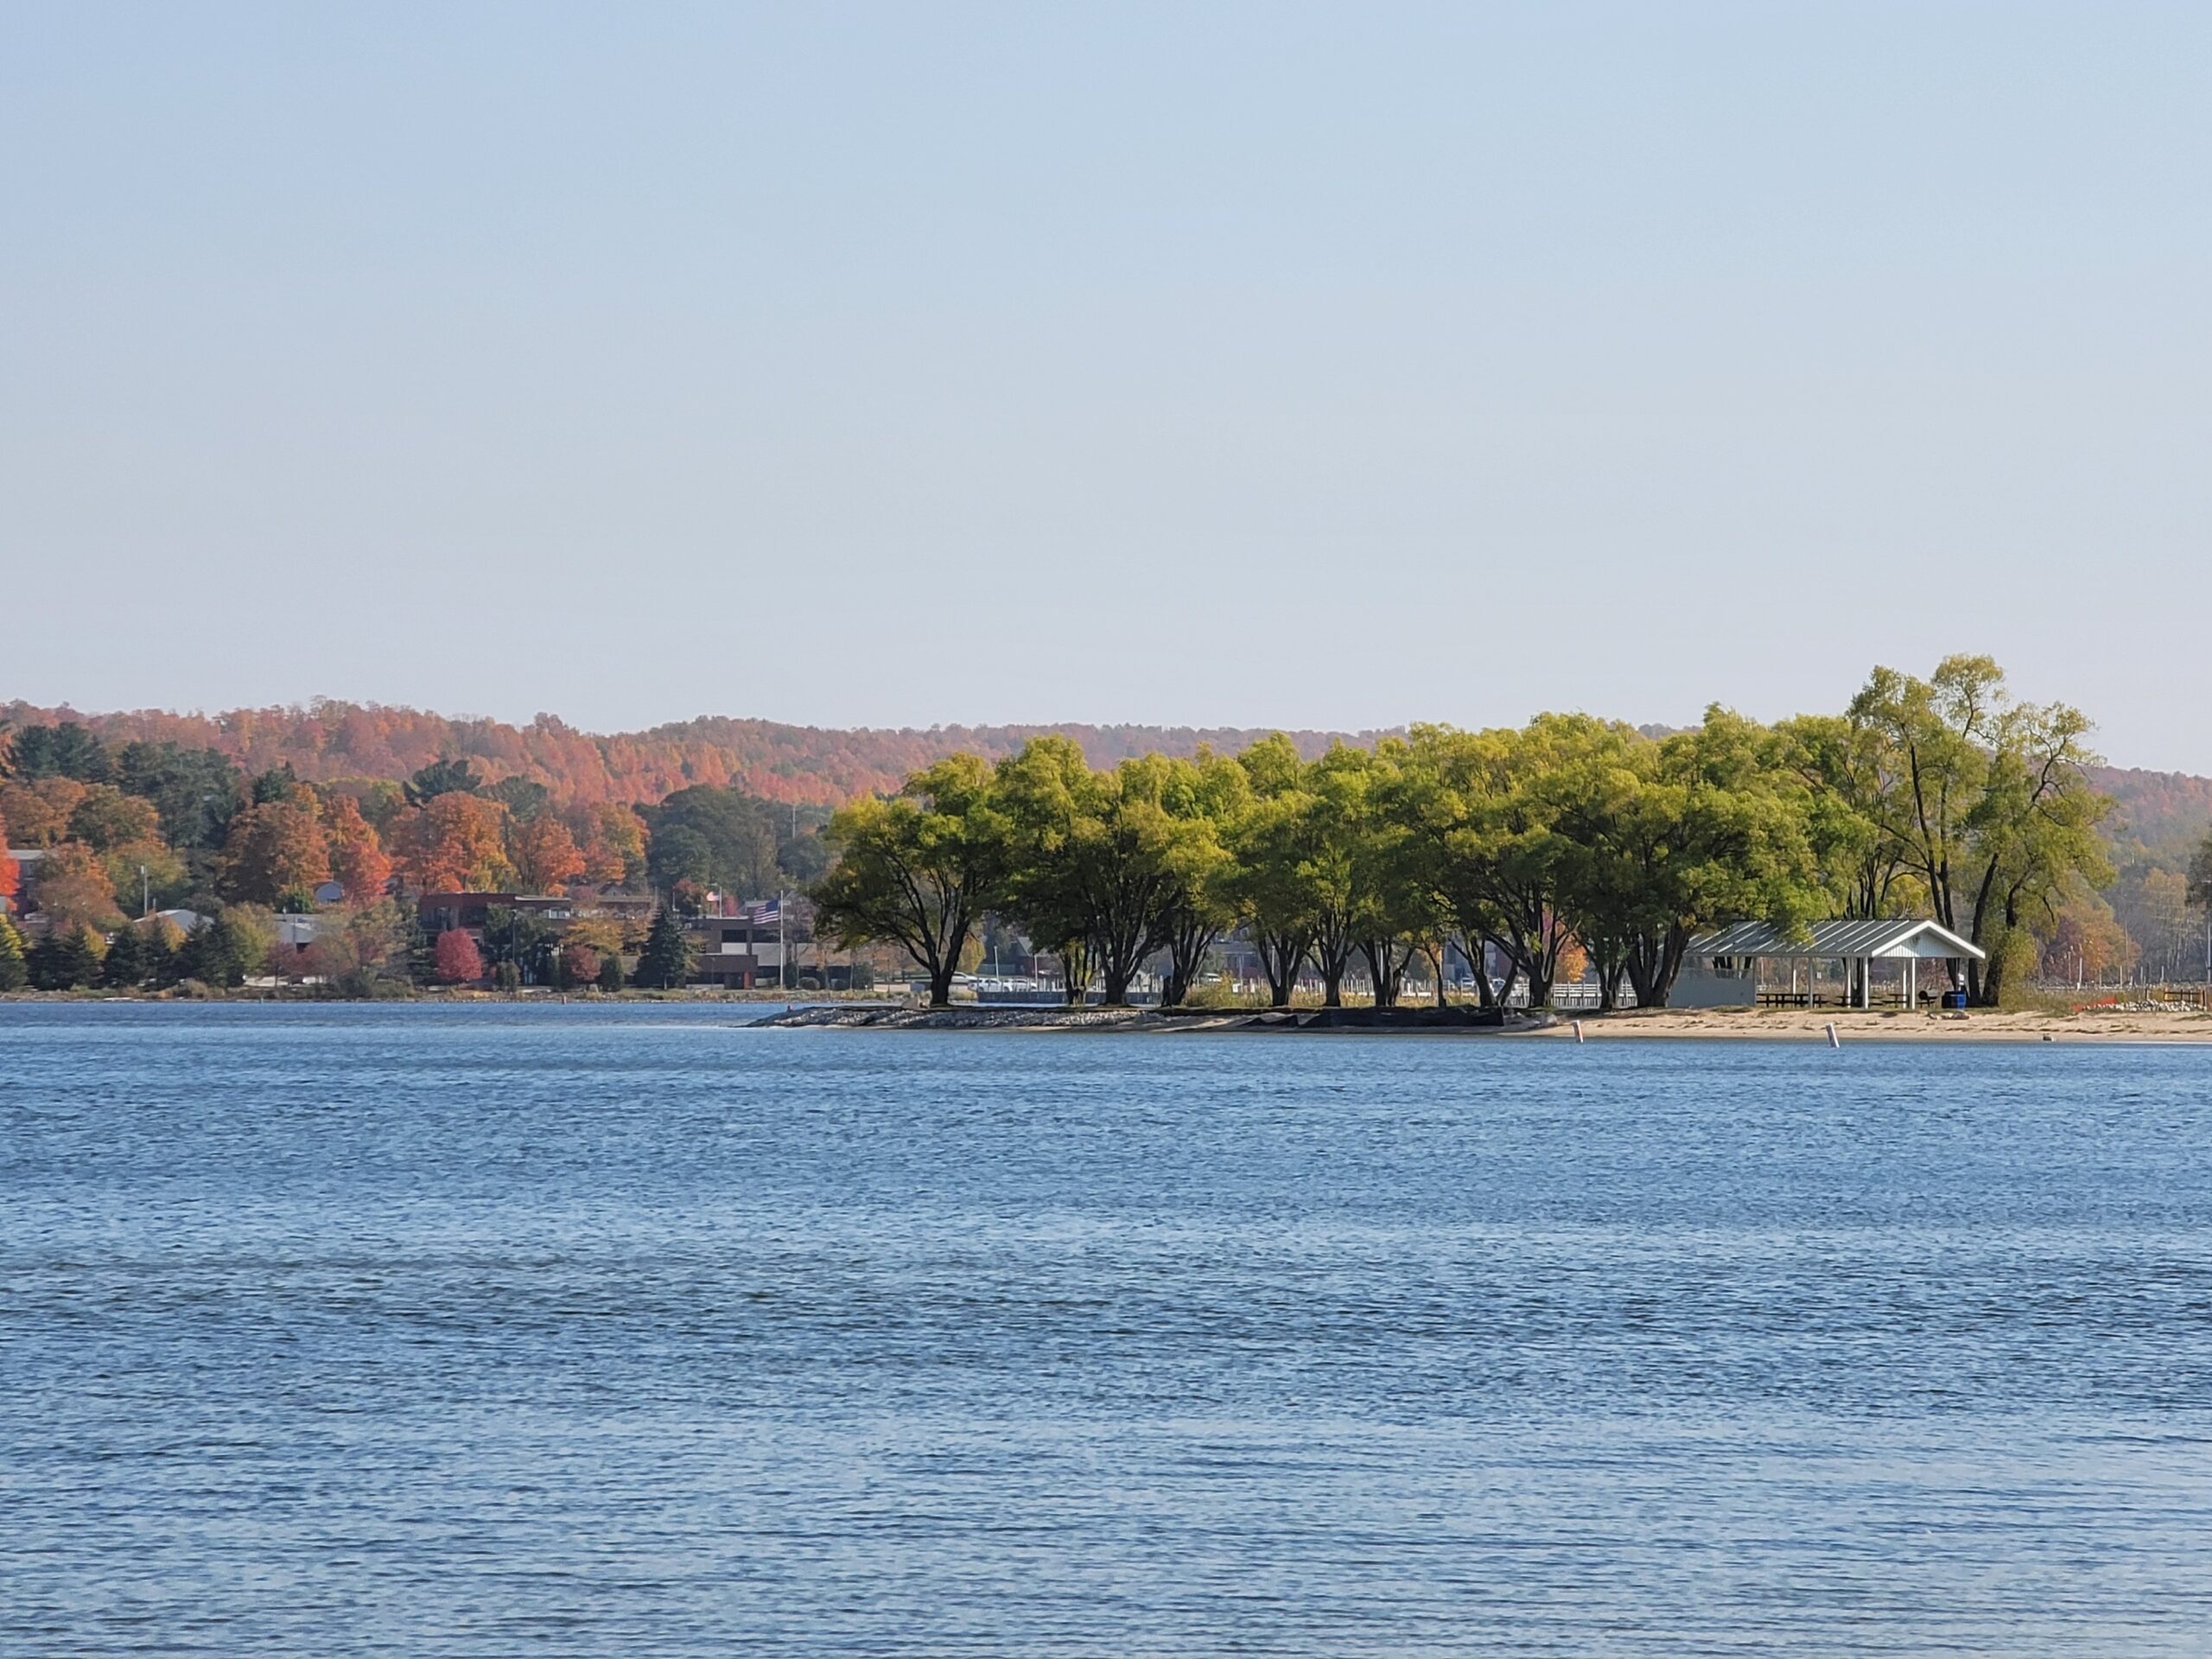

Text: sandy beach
xmin=1530 ymin=1006 xmax=2212 ymax=1044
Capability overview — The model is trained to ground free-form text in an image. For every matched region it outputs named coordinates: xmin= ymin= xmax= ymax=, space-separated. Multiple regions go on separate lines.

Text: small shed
xmin=1680 ymin=918 xmax=1986 ymax=1009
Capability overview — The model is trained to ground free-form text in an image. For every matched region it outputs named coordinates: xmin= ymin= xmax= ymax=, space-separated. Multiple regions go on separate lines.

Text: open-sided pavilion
xmin=1682 ymin=918 xmax=1986 ymax=1009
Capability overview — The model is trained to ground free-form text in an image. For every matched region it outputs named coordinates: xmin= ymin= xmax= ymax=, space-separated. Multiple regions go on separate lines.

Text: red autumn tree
xmin=323 ymin=793 xmax=395 ymax=901
xmin=219 ymin=798 xmax=333 ymax=905
xmin=433 ymin=927 xmax=485 ymax=984
xmin=396 ymin=795 xmax=513 ymax=893
xmin=510 ymin=813 xmax=587 ymax=893
xmin=0 ymin=806 xmax=17 ymax=908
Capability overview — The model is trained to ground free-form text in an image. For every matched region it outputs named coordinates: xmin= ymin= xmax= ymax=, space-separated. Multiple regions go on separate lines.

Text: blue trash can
xmin=1941 ymin=990 xmax=1968 ymax=1010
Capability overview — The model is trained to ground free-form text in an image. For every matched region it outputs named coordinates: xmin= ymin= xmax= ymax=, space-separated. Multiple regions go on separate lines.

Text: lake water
xmin=4 ymin=1004 xmax=2210 ymax=1656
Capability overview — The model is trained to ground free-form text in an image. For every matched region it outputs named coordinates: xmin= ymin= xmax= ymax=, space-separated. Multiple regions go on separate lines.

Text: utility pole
xmin=140 ymin=864 xmax=150 ymax=919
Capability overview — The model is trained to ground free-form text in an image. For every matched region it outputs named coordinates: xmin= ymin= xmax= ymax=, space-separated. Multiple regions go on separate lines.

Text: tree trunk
xmin=1255 ymin=928 xmax=1306 ymax=1007
xmin=929 ymin=962 xmax=956 ymax=1007
xmin=1310 ymin=927 xmax=1354 ymax=1007
xmin=1162 ymin=919 xmax=1217 ymax=1010
xmin=1358 ymin=938 xmax=1401 ymax=1008
xmin=1456 ymin=935 xmax=1500 ymax=1009
xmin=1058 ymin=939 xmax=1094 ymax=1007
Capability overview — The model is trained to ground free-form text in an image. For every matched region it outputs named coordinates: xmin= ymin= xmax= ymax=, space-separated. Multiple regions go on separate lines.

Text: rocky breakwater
xmin=760 ymin=1004 xmax=1548 ymax=1033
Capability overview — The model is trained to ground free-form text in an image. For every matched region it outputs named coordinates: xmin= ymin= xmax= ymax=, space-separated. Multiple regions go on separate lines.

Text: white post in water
xmin=1826 ymin=1022 xmax=1840 ymax=1048
xmin=1573 ymin=1020 xmax=1585 ymax=1045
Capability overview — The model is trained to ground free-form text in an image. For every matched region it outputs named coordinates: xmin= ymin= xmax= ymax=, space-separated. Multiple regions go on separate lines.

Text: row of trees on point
xmin=813 ymin=657 xmax=2115 ymax=1009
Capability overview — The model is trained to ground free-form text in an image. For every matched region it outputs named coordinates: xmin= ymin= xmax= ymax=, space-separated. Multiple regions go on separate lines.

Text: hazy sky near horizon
xmin=3 ymin=3 xmax=2209 ymax=766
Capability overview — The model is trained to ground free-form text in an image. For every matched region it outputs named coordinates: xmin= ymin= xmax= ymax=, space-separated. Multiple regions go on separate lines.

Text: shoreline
xmin=9 ymin=994 xmax=2208 ymax=1043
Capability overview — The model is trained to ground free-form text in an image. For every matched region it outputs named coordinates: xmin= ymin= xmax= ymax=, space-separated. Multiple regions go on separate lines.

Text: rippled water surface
xmin=4 ymin=1003 xmax=2211 ymax=1655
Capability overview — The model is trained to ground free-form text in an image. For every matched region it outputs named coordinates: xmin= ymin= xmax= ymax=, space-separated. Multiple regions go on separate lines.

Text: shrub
xmin=432 ymin=928 xmax=484 ymax=985
xmin=0 ymin=916 xmax=29 ymax=990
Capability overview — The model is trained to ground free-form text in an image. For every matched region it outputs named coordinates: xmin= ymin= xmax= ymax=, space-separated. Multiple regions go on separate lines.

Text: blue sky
xmin=3 ymin=3 xmax=2207 ymax=766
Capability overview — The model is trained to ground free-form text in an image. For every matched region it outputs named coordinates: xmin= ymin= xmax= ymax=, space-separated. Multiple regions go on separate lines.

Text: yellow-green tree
xmin=1218 ymin=734 xmax=1319 ymax=1007
xmin=995 ymin=738 xmax=1222 ymax=1007
xmin=1152 ymin=749 xmax=1249 ymax=1008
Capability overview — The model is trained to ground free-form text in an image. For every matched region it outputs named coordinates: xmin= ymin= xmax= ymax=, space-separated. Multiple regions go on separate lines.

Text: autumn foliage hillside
xmin=2084 ymin=766 xmax=2212 ymax=859
xmin=8 ymin=701 xmax=2212 ymax=853
xmin=0 ymin=700 xmax=1371 ymax=810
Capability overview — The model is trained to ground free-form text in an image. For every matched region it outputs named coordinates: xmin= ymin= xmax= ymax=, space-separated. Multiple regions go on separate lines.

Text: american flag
xmin=741 ymin=898 xmax=781 ymax=926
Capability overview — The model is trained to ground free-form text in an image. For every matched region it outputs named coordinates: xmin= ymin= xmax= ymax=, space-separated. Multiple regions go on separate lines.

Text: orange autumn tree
xmin=510 ymin=813 xmax=587 ymax=893
xmin=219 ymin=798 xmax=333 ymax=906
xmin=0 ymin=803 xmax=16 ymax=908
xmin=32 ymin=841 xmax=124 ymax=932
xmin=397 ymin=794 xmax=514 ymax=893
xmin=322 ymin=793 xmax=394 ymax=901
xmin=572 ymin=802 xmax=648 ymax=887
xmin=0 ymin=777 xmax=87 ymax=848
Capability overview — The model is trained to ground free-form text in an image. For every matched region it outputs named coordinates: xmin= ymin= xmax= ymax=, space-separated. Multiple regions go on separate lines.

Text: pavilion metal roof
xmin=1689 ymin=918 xmax=1986 ymax=962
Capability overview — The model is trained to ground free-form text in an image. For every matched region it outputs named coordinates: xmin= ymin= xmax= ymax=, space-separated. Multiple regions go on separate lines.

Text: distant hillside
xmin=0 ymin=700 xmax=1378 ymax=808
xmin=2086 ymin=766 xmax=2212 ymax=860
xmin=7 ymin=701 xmax=2209 ymax=860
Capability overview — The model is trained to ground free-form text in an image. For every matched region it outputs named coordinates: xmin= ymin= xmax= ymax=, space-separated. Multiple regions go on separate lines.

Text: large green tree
xmin=810 ymin=753 xmax=1008 ymax=1008
xmin=1847 ymin=656 xmax=2109 ymax=1004
xmin=642 ymin=785 xmax=782 ymax=899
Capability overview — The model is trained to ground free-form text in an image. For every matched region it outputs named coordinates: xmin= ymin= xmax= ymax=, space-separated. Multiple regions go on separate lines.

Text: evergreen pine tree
xmin=177 ymin=919 xmax=245 ymax=988
xmin=595 ymin=951 xmax=626 ymax=993
xmin=30 ymin=925 xmax=105 ymax=990
xmin=102 ymin=924 xmax=150 ymax=990
xmin=144 ymin=925 xmax=179 ymax=990
xmin=635 ymin=906 xmax=693 ymax=989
